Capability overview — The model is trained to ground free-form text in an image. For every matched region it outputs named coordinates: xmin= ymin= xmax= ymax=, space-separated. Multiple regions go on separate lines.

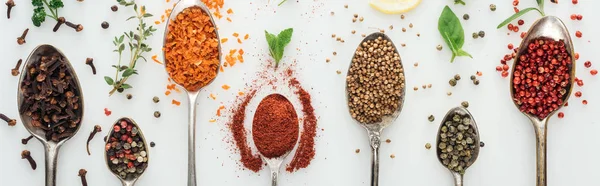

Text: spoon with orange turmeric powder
xmin=162 ymin=2 xmax=221 ymax=186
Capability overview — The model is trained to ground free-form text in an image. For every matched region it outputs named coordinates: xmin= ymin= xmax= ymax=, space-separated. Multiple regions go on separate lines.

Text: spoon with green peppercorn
xmin=17 ymin=44 xmax=84 ymax=186
xmin=509 ymin=16 xmax=575 ymax=186
xmin=436 ymin=107 xmax=480 ymax=186
xmin=104 ymin=117 xmax=149 ymax=186
xmin=345 ymin=32 xmax=406 ymax=186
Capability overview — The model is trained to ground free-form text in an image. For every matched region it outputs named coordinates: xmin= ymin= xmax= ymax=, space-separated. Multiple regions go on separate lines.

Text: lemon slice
xmin=369 ymin=0 xmax=422 ymax=14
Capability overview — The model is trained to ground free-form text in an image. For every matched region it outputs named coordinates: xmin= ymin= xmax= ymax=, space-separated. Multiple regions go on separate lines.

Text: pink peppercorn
xmin=503 ymin=64 xmax=509 ymax=71
xmin=502 ymin=71 xmax=509 ymax=77
xmin=520 ymin=32 xmax=527 ymax=39
xmin=575 ymin=53 xmax=580 ymax=60
xmin=575 ymin=91 xmax=582 ymax=97
xmin=584 ymin=61 xmax=592 ymax=68
xmin=591 ymin=69 xmax=598 ymax=75
xmin=577 ymin=14 xmax=583 ymax=20
xmin=508 ymin=24 xmax=514 ymax=31
xmin=557 ymin=112 xmax=564 ymax=118
xmin=513 ymin=27 xmax=519 ymax=32
xmin=113 ymin=125 xmax=120 ymax=132
xmin=513 ymin=0 xmax=519 ymax=6
xmin=582 ymin=100 xmax=588 ymax=105
xmin=570 ymin=14 xmax=577 ymax=20
xmin=508 ymin=43 xmax=514 ymax=50
xmin=496 ymin=66 xmax=502 ymax=71
xmin=575 ymin=31 xmax=582 ymax=38
xmin=572 ymin=0 xmax=578 ymax=4
xmin=518 ymin=20 xmax=524 ymax=25
xmin=120 ymin=120 xmax=128 ymax=128
xmin=577 ymin=79 xmax=584 ymax=87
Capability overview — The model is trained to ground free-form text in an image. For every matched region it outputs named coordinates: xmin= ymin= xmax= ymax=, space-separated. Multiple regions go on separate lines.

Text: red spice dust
xmin=229 ymin=90 xmax=263 ymax=172
xmin=286 ymin=78 xmax=317 ymax=172
xmin=252 ymin=94 xmax=299 ymax=158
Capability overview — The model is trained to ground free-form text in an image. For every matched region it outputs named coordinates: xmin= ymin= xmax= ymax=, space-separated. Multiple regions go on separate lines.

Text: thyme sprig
xmin=104 ymin=0 xmax=156 ymax=96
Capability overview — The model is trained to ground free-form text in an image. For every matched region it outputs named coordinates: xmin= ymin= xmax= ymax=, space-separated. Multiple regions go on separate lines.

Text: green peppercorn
xmin=436 ymin=45 xmax=443 ymax=51
xmin=449 ymin=79 xmax=457 ymax=86
xmin=480 ymin=141 xmax=485 ymax=147
xmin=463 ymin=14 xmax=470 ymax=20
xmin=490 ymin=4 xmax=496 ymax=11
xmin=454 ymin=74 xmax=461 ymax=80
xmin=470 ymin=75 xmax=476 ymax=80
xmin=461 ymin=101 xmax=469 ymax=108
xmin=478 ymin=31 xmax=485 ymax=38
xmin=473 ymin=79 xmax=480 ymax=85
xmin=472 ymin=32 xmax=479 ymax=39
xmin=152 ymin=96 xmax=160 ymax=103
xmin=154 ymin=111 xmax=161 ymax=118
xmin=428 ymin=115 xmax=435 ymax=122
xmin=126 ymin=94 xmax=132 ymax=100
xmin=425 ymin=143 xmax=432 ymax=149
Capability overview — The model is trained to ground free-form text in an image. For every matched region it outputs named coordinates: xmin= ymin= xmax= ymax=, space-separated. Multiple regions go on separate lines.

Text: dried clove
xmin=21 ymin=150 xmax=37 ymax=170
xmin=78 ymin=169 xmax=87 ymax=186
xmin=17 ymin=28 xmax=28 ymax=45
xmin=86 ymin=125 xmax=101 ymax=155
xmin=5 ymin=0 xmax=14 ymax=19
xmin=22 ymin=135 xmax=33 ymax=144
xmin=0 ymin=113 xmax=16 ymax=126
xmin=85 ymin=58 xmax=96 ymax=75
xmin=11 ymin=59 xmax=22 ymax=76
xmin=65 ymin=21 xmax=84 ymax=32
xmin=53 ymin=17 xmax=65 ymax=32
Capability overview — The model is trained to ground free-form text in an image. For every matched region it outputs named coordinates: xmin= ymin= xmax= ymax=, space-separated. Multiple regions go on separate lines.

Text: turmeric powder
xmin=164 ymin=6 xmax=220 ymax=92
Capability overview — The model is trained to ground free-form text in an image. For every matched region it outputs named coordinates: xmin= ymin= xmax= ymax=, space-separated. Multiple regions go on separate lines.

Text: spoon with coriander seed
xmin=105 ymin=117 xmax=149 ymax=186
xmin=509 ymin=16 xmax=575 ymax=186
xmin=436 ymin=106 xmax=480 ymax=186
xmin=345 ymin=32 xmax=406 ymax=186
xmin=162 ymin=1 xmax=221 ymax=186
xmin=252 ymin=94 xmax=300 ymax=186
xmin=17 ymin=44 xmax=84 ymax=186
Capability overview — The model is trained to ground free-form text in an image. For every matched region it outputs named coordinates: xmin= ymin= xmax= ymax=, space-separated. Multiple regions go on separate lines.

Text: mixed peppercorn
xmin=105 ymin=118 xmax=149 ymax=180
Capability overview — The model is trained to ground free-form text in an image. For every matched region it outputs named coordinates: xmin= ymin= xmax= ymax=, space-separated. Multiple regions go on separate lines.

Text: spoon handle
xmin=451 ymin=171 xmax=464 ymax=186
xmin=366 ymin=128 xmax=382 ymax=186
xmin=44 ymin=142 xmax=62 ymax=186
xmin=270 ymin=168 xmax=279 ymax=186
xmin=187 ymin=92 xmax=200 ymax=186
xmin=532 ymin=119 xmax=548 ymax=186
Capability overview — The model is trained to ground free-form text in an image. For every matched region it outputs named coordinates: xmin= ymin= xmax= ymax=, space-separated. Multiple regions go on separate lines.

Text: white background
xmin=1 ymin=0 xmax=599 ymax=185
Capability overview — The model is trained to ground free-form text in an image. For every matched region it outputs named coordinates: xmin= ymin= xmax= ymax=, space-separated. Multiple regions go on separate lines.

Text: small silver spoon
xmin=104 ymin=117 xmax=149 ymax=186
xmin=162 ymin=1 xmax=222 ymax=186
xmin=17 ymin=44 xmax=84 ymax=186
xmin=436 ymin=107 xmax=480 ymax=186
xmin=252 ymin=94 xmax=299 ymax=186
xmin=510 ymin=16 xmax=575 ymax=186
xmin=345 ymin=32 xmax=406 ymax=186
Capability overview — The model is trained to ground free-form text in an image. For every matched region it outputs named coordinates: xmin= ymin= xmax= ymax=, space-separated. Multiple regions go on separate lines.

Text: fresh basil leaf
xmin=456 ymin=49 xmax=472 ymax=58
xmin=454 ymin=0 xmax=465 ymax=5
xmin=277 ymin=28 xmax=293 ymax=49
xmin=104 ymin=76 xmax=114 ymax=85
xmin=438 ymin=6 xmax=465 ymax=49
xmin=497 ymin=7 xmax=541 ymax=29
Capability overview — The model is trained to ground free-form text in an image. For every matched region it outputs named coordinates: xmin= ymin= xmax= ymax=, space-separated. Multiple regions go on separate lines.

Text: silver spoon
xmin=162 ymin=1 xmax=222 ymax=186
xmin=509 ymin=16 xmax=575 ymax=186
xmin=345 ymin=32 xmax=406 ymax=186
xmin=17 ymin=44 xmax=84 ymax=186
xmin=252 ymin=94 xmax=299 ymax=186
xmin=105 ymin=117 xmax=149 ymax=186
xmin=436 ymin=107 xmax=480 ymax=186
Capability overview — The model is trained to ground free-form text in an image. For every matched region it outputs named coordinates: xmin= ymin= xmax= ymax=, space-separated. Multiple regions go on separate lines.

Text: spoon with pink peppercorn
xmin=510 ymin=16 xmax=575 ymax=186
xmin=104 ymin=117 xmax=149 ymax=186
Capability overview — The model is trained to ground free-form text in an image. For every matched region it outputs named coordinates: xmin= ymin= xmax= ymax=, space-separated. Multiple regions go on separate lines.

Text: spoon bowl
xmin=162 ymin=1 xmax=222 ymax=186
xmin=509 ymin=16 xmax=575 ymax=186
xmin=345 ymin=32 xmax=406 ymax=186
xmin=436 ymin=107 xmax=480 ymax=186
xmin=17 ymin=44 xmax=84 ymax=186
xmin=105 ymin=117 xmax=149 ymax=186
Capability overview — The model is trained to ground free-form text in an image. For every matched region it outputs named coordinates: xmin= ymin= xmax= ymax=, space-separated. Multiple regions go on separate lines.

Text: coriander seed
xmin=454 ymin=74 xmax=461 ymax=80
xmin=401 ymin=15 xmax=405 ymax=19
xmin=425 ymin=143 xmax=431 ymax=149
xmin=428 ymin=115 xmax=435 ymax=122
xmin=461 ymin=101 xmax=469 ymax=108
xmin=478 ymin=31 xmax=485 ymax=38
xmin=154 ymin=111 xmax=161 ymax=118
xmin=353 ymin=14 xmax=358 ymax=18
xmin=436 ymin=45 xmax=443 ymax=51
xmin=470 ymin=75 xmax=476 ymax=80
xmin=152 ymin=96 xmax=160 ymax=103
xmin=473 ymin=79 xmax=480 ymax=85
xmin=472 ymin=32 xmax=479 ymax=39
xmin=389 ymin=25 xmax=393 ymax=30
xmin=490 ymin=4 xmax=496 ymax=11
xmin=409 ymin=23 xmax=413 ymax=28
xmin=449 ymin=79 xmax=457 ymax=86
xmin=359 ymin=17 xmax=364 ymax=22
xmin=414 ymin=86 xmax=418 ymax=91
xmin=351 ymin=30 xmax=356 ymax=34
xmin=352 ymin=18 xmax=357 ymax=23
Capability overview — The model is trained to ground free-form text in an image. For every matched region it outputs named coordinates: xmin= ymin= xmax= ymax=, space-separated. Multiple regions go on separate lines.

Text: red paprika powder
xmin=252 ymin=94 xmax=299 ymax=158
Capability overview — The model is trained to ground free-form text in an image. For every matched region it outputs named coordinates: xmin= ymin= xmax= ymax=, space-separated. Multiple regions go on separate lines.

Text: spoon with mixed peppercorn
xmin=345 ymin=32 xmax=406 ymax=186
xmin=436 ymin=106 xmax=480 ymax=186
xmin=105 ymin=117 xmax=149 ymax=186
xmin=509 ymin=16 xmax=575 ymax=186
xmin=17 ymin=44 xmax=84 ymax=186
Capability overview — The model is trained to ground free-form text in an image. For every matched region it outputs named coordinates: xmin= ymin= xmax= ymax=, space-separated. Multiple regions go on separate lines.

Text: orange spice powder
xmin=164 ymin=6 xmax=220 ymax=92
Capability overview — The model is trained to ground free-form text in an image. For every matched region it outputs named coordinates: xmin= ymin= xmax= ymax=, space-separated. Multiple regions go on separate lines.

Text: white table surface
xmin=1 ymin=0 xmax=599 ymax=185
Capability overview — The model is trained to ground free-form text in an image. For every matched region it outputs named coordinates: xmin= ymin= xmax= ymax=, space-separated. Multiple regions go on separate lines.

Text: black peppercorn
xmin=154 ymin=111 xmax=161 ymax=118
xmin=152 ymin=96 xmax=160 ymax=103
xmin=150 ymin=142 xmax=155 ymax=147
xmin=463 ymin=14 xmax=470 ymax=20
xmin=101 ymin=21 xmax=109 ymax=29
xmin=126 ymin=94 xmax=132 ymax=100
xmin=111 ymin=5 xmax=118 ymax=12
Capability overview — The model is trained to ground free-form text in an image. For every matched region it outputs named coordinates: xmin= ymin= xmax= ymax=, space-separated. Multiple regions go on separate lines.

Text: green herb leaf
xmin=122 ymin=68 xmax=135 ymax=77
xmin=537 ymin=0 xmax=544 ymax=11
xmin=48 ymin=0 xmax=64 ymax=9
xmin=497 ymin=7 xmax=541 ymax=29
xmin=32 ymin=6 xmax=47 ymax=27
xmin=121 ymin=84 xmax=133 ymax=89
xmin=438 ymin=6 xmax=472 ymax=62
xmin=104 ymin=76 xmax=114 ymax=85
xmin=278 ymin=0 xmax=288 ymax=6
xmin=265 ymin=28 xmax=294 ymax=68
xmin=32 ymin=0 xmax=44 ymax=7
xmin=454 ymin=0 xmax=466 ymax=5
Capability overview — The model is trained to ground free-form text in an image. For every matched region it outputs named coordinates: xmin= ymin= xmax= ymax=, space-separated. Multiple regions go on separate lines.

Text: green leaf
xmin=121 ymin=84 xmax=133 ymax=89
xmin=143 ymin=13 xmax=153 ymax=18
xmin=48 ymin=0 xmax=64 ymax=9
xmin=119 ymin=35 xmax=125 ymax=43
xmin=119 ymin=44 xmax=125 ymax=52
xmin=32 ymin=0 xmax=44 ymax=7
xmin=454 ymin=0 xmax=466 ymax=5
xmin=278 ymin=0 xmax=288 ymax=6
xmin=265 ymin=28 xmax=294 ymax=68
xmin=122 ymin=68 xmax=135 ymax=77
xmin=438 ymin=6 xmax=465 ymax=49
xmin=497 ymin=7 xmax=541 ymax=29
xmin=537 ymin=0 xmax=544 ymax=11
xmin=32 ymin=6 xmax=46 ymax=27
xmin=126 ymin=16 xmax=137 ymax=21
xmin=456 ymin=49 xmax=472 ymax=58
xmin=104 ymin=76 xmax=114 ymax=85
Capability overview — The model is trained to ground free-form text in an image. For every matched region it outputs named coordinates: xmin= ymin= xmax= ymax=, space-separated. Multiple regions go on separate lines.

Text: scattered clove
xmin=22 ymin=135 xmax=33 ymax=144
xmin=53 ymin=17 xmax=66 ymax=32
xmin=11 ymin=59 xmax=22 ymax=76
xmin=17 ymin=28 xmax=28 ymax=45
xmin=78 ymin=169 xmax=88 ymax=186
xmin=0 ymin=113 xmax=16 ymax=126
xmin=86 ymin=125 xmax=101 ymax=155
xmin=21 ymin=150 xmax=37 ymax=170
xmin=85 ymin=58 xmax=96 ymax=75
xmin=5 ymin=0 xmax=14 ymax=19
xmin=65 ymin=21 xmax=84 ymax=32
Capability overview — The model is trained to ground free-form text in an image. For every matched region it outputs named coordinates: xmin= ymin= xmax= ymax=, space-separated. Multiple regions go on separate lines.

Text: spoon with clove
xmin=104 ymin=117 xmax=150 ymax=186
xmin=17 ymin=44 xmax=84 ymax=186
xmin=436 ymin=107 xmax=480 ymax=186
xmin=345 ymin=32 xmax=406 ymax=186
xmin=509 ymin=16 xmax=575 ymax=186
xmin=162 ymin=1 xmax=222 ymax=186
